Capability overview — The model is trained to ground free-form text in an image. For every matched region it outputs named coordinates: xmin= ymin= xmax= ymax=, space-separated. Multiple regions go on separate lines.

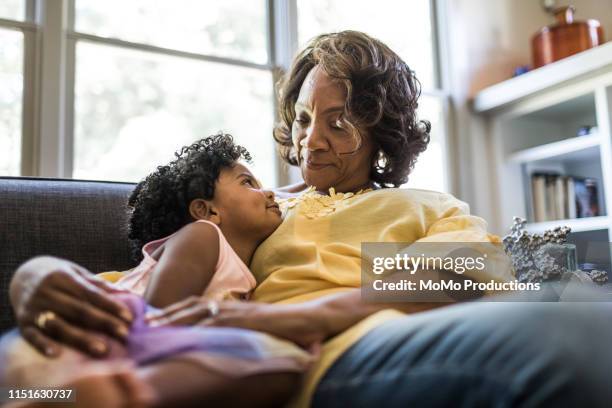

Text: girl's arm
xmin=143 ymin=222 xmax=219 ymax=308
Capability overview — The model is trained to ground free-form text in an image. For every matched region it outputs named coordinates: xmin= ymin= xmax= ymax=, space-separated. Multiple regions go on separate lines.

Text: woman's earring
xmin=375 ymin=150 xmax=387 ymax=170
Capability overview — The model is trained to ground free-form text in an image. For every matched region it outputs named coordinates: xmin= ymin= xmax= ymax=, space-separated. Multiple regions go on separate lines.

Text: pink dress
xmin=115 ymin=220 xmax=257 ymax=300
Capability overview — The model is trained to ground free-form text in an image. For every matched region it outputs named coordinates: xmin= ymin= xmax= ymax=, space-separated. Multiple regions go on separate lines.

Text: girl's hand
xmin=10 ymin=256 xmax=134 ymax=358
xmin=146 ymin=297 xmax=327 ymax=349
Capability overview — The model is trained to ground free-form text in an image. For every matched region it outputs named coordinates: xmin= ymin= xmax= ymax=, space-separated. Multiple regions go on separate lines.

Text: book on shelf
xmin=530 ymin=173 xmax=600 ymax=222
xmin=574 ymin=177 xmax=600 ymax=218
xmin=531 ymin=175 xmax=547 ymax=222
xmin=567 ymin=177 xmax=576 ymax=219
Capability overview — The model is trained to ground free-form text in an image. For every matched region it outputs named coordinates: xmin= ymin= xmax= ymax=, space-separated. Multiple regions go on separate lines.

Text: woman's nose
xmin=303 ymin=120 xmax=329 ymax=151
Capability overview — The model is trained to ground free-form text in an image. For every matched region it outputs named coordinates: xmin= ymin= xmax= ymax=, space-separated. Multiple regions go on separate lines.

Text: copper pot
xmin=532 ymin=6 xmax=605 ymax=69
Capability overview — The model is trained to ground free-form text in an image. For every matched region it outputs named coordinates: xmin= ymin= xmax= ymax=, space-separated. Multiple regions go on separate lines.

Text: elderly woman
xmin=8 ymin=31 xmax=612 ymax=407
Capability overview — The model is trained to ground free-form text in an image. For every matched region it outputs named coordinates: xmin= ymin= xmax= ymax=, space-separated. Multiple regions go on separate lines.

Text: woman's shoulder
xmin=355 ymin=188 xmax=471 ymax=220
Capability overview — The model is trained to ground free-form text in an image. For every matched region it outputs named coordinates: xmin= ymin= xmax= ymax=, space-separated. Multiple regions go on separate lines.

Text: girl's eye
xmin=243 ymin=179 xmax=254 ymax=186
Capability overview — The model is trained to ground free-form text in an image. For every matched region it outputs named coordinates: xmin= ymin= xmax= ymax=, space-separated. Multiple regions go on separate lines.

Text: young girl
xmin=1 ymin=133 xmax=313 ymax=408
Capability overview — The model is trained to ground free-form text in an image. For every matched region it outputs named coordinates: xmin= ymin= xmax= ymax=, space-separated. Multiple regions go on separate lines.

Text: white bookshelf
xmin=508 ymin=133 xmax=600 ymax=164
xmin=524 ymin=216 xmax=610 ymax=234
xmin=474 ymin=42 xmax=612 ymax=113
xmin=474 ymin=43 xmax=612 ymax=251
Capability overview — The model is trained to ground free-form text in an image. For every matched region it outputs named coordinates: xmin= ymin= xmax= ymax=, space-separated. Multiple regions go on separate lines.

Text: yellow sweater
xmin=250 ymin=187 xmax=510 ymax=407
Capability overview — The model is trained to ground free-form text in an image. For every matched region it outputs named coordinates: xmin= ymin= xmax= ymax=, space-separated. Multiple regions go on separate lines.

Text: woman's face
xmin=292 ymin=66 xmax=375 ymax=193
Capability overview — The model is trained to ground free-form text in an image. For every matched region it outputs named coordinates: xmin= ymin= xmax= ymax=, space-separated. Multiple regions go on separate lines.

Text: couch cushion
xmin=0 ymin=177 xmax=137 ymax=333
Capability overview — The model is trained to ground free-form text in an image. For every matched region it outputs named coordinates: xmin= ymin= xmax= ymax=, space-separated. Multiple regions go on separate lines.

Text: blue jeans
xmin=313 ymin=285 xmax=612 ymax=407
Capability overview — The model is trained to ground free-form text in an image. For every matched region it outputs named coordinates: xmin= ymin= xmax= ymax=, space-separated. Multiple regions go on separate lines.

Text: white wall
xmin=448 ymin=0 xmax=610 ymax=96
xmin=443 ymin=0 xmax=612 ymax=234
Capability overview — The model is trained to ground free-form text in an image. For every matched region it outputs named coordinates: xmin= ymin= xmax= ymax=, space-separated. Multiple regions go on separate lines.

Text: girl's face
xmin=211 ymin=162 xmax=282 ymax=242
xmin=292 ymin=65 xmax=375 ymax=193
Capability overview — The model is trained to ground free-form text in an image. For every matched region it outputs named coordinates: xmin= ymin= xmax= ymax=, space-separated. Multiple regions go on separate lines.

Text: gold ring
xmin=35 ymin=311 xmax=57 ymax=330
xmin=206 ymin=301 xmax=219 ymax=317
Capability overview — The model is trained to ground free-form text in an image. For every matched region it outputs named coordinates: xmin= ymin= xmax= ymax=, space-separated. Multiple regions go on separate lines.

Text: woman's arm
xmin=144 ymin=222 xmax=219 ymax=308
xmin=302 ymin=289 xmax=446 ymax=338
xmin=147 ymin=289 xmax=446 ymax=348
xmin=9 ymin=256 xmax=133 ymax=357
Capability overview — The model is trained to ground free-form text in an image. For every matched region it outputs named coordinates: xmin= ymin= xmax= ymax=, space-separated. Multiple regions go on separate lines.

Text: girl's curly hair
xmin=127 ymin=133 xmax=251 ymax=263
xmin=274 ymin=30 xmax=430 ymax=188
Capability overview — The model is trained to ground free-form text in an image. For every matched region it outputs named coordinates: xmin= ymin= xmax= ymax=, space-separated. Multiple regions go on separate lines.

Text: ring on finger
xmin=35 ymin=311 xmax=57 ymax=330
xmin=206 ymin=300 xmax=219 ymax=317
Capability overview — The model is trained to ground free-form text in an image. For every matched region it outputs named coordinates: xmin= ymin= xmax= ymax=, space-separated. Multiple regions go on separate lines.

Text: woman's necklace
xmin=276 ymin=185 xmax=373 ymax=219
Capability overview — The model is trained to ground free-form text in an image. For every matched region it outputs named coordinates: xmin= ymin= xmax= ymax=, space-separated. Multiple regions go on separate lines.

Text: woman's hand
xmin=10 ymin=256 xmax=134 ymax=358
xmin=146 ymin=297 xmax=328 ymax=349
xmin=146 ymin=290 xmax=444 ymax=349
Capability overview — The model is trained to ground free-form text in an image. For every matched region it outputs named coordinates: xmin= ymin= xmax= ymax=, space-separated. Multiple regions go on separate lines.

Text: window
xmin=297 ymin=0 xmax=436 ymax=89
xmin=72 ymin=0 xmax=276 ymax=185
xmin=0 ymin=0 xmax=25 ymax=21
xmin=4 ymin=1 xmax=448 ymax=192
xmin=296 ymin=0 xmax=449 ymax=192
xmin=74 ymin=0 xmax=268 ymax=64
xmin=73 ymin=42 xmax=273 ymax=183
xmin=0 ymin=29 xmax=23 ymax=176
xmin=0 ymin=0 xmax=26 ymax=176
xmin=1 ymin=1 xmax=278 ymax=187
xmin=403 ymin=95 xmax=446 ymax=192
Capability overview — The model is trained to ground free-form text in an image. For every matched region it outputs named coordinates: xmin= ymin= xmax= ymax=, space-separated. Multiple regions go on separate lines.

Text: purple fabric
xmin=0 ymin=294 xmax=307 ymax=385
xmin=109 ymin=294 xmax=270 ymax=365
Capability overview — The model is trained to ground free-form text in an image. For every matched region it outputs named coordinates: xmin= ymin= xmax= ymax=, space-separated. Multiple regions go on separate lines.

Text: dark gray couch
xmin=0 ymin=177 xmax=137 ymax=333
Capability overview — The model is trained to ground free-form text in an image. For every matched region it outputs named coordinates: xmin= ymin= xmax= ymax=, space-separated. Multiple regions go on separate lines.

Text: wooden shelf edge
xmin=473 ymin=42 xmax=612 ymax=113
xmin=508 ymin=133 xmax=601 ymax=163
xmin=524 ymin=216 xmax=611 ymax=234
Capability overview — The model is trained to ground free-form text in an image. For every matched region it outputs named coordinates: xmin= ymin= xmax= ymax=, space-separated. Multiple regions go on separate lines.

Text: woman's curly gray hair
xmin=274 ymin=30 xmax=430 ymax=188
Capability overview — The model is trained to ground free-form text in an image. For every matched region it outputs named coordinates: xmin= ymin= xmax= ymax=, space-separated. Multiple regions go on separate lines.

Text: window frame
xmin=0 ymin=0 xmax=37 ymax=176
xmin=4 ymin=0 xmax=452 ymax=192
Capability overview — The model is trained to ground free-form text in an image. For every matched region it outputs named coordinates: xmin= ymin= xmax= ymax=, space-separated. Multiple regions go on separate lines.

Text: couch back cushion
xmin=0 ymin=177 xmax=137 ymax=332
